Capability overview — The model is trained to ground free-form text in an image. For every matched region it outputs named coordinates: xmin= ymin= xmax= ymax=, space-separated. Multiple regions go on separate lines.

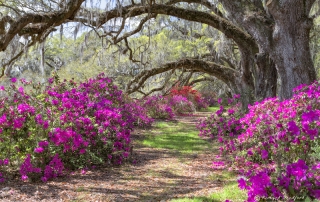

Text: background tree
xmin=1 ymin=0 xmax=320 ymax=108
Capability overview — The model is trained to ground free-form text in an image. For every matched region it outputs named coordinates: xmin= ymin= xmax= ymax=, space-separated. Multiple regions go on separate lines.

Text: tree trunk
xmin=268 ymin=0 xmax=317 ymax=100
xmin=219 ymin=0 xmax=276 ymax=103
xmin=235 ymin=47 xmax=255 ymax=109
xmin=235 ymin=78 xmax=254 ymax=110
xmin=254 ymin=53 xmax=277 ymax=101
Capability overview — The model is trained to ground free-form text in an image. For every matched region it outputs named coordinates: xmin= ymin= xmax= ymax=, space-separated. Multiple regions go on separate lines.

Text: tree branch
xmin=1 ymin=26 xmax=54 ymax=78
xmin=113 ymin=13 xmax=157 ymax=44
xmin=219 ymin=0 xmax=273 ymax=52
xmin=166 ymin=19 xmax=204 ymax=39
xmin=167 ymin=0 xmax=225 ymax=18
xmin=188 ymin=77 xmax=215 ymax=86
xmin=73 ymin=3 xmax=257 ymax=50
xmin=0 ymin=0 xmax=84 ymax=52
xmin=125 ymin=57 xmax=238 ymax=94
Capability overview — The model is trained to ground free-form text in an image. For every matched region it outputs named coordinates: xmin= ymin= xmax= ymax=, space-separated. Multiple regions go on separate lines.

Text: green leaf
xmin=288 ymin=185 xmax=295 ymax=195
xmin=303 ymin=196 xmax=312 ymax=202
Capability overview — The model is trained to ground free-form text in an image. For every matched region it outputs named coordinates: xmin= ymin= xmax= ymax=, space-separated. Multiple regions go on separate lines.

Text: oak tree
xmin=1 ymin=0 xmax=319 ymax=107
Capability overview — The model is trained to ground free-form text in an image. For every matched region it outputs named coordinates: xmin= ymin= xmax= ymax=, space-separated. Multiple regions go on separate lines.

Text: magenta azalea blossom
xmin=238 ymin=178 xmax=247 ymax=189
xmin=301 ymin=110 xmax=319 ymax=123
xmin=79 ymin=149 xmax=86 ymax=154
xmin=48 ymin=77 xmax=54 ymax=84
xmin=287 ymin=121 xmax=300 ymax=135
xmin=312 ymin=190 xmax=320 ymax=199
xmin=3 ymin=159 xmax=9 ymax=165
xmin=13 ymin=117 xmax=25 ymax=129
xmin=261 ymin=150 xmax=268 ymax=159
xmin=34 ymin=147 xmax=44 ymax=153
xmin=313 ymin=162 xmax=320 ymax=170
xmin=38 ymin=141 xmax=49 ymax=147
xmin=228 ymin=109 xmax=235 ymax=115
xmin=0 ymin=73 xmax=152 ymax=184
xmin=21 ymin=175 xmax=28 ymax=181
xmin=11 ymin=77 xmax=17 ymax=83
xmin=41 ymin=176 xmax=48 ymax=182
xmin=18 ymin=87 xmax=24 ymax=94
xmin=51 ymin=99 xmax=59 ymax=105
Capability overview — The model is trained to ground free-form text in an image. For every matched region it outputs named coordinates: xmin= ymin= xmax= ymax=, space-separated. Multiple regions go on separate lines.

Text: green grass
xmin=199 ymin=106 xmax=220 ymax=112
xmin=141 ymin=112 xmax=247 ymax=202
xmin=207 ymin=170 xmax=237 ymax=182
xmin=209 ymin=182 xmax=247 ymax=201
xmin=170 ymin=182 xmax=247 ymax=202
xmin=171 ymin=170 xmax=247 ymax=202
xmin=142 ymin=121 xmax=211 ymax=154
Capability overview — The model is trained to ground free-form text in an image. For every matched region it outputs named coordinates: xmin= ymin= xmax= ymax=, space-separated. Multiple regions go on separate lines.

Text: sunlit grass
xmin=142 ymin=121 xmax=211 ymax=154
xmin=207 ymin=170 xmax=237 ymax=182
xmin=141 ymin=109 xmax=247 ymax=202
xmin=170 ymin=181 xmax=247 ymax=202
xmin=209 ymin=182 xmax=247 ymax=201
xmin=171 ymin=170 xmax=247 ymax=202
xmin=199 ymin=106 xmax=219 ymax=112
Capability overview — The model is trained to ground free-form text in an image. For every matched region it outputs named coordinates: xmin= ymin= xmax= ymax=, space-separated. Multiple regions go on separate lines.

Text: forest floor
xmin=0 ymin=111 xmax=246 ymax=202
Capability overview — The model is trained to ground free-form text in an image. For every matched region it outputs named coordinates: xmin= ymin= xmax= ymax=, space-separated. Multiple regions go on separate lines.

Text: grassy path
xmin=115 ymin=111 xmax=246 ymax=202
xmin=0 ymin=111 xmax=246 ymax=202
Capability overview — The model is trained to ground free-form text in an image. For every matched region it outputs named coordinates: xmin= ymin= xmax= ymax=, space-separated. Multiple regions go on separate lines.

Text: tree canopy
xmin=1 ymin=0 xmax=320 ymax=107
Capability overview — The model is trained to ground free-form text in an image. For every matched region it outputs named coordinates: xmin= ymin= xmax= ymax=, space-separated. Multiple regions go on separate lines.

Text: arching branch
xmin=135 ymin=69 xmax=174 ymax=97
xmin=220 ymin=56 xmax=236 ymax=69
xmin=0 ymin=0 xmax=84 ymax=52
xmin=140 ymin=86 xmax=165 ymax=97
xmin=125 ymin=57 xmax=239 ymax=95
xmin=113 ymin=14 xmax=157 ymax=44
xmin=167 ymin=0 xmax=225 ymax=17
xmin=73 ymin=3 xmax=257 ymax=50
xmin=181 ymin=71 xmax=194 ymax=86
xmin=1 ymin=26 xmax=54 ymax=78
xmin=162 ymin=69 xmax=188 ymax=96
xmin=187 ymin=77 xmax=215 ymax=86
xmin=165 ymin=19 xmax=204 ymax=39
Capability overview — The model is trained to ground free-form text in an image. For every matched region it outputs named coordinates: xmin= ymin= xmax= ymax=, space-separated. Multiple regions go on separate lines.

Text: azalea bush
xmin=170 ymin=85 xmax=208 ymax=109
xmin=200 ymin=91 xmax=217 ymax=107
xmin=168 ymin=95 xmax=195 ymax=115
xmin=141 ymin=95 xmax=174 ymax=119
xmin=141 ymin=94 xmax=198 ymax=119
xmin=140 ymin=85 xmax=209 ymax=119
xmin=197 ymin=94 xmax=243 ymax=153
xmin=199 ymin=82 xmax=320 ymax=201
xmin=235 ymin=82 xmax=320 ymax=201
xmin=123 ymin=97 xmax=153 ymax=128
xmin=0 ymin=73 xmax=152 ymax=182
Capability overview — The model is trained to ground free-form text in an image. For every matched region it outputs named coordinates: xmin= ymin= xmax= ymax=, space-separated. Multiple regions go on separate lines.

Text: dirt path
xmin=0 ymin=112 xmax=223 ymax=202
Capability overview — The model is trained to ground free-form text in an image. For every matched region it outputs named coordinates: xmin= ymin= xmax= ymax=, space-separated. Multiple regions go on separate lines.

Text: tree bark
xmin=235 ymin=47 xmax=255 ymax=109
xmin=254 ymin=53 xmax=277 ymax=101
xmin=220 ymin=0 xmax=277 ymax=101
xmin=268 ymin=0 xmax=317 ymax=99
xmin=220 ymin=0 xmax=318 ymax=100
xmin=0 ymin=0 xmax=84 ymax=52
xmin=2 ymin=0 xmax=317 ymax=104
